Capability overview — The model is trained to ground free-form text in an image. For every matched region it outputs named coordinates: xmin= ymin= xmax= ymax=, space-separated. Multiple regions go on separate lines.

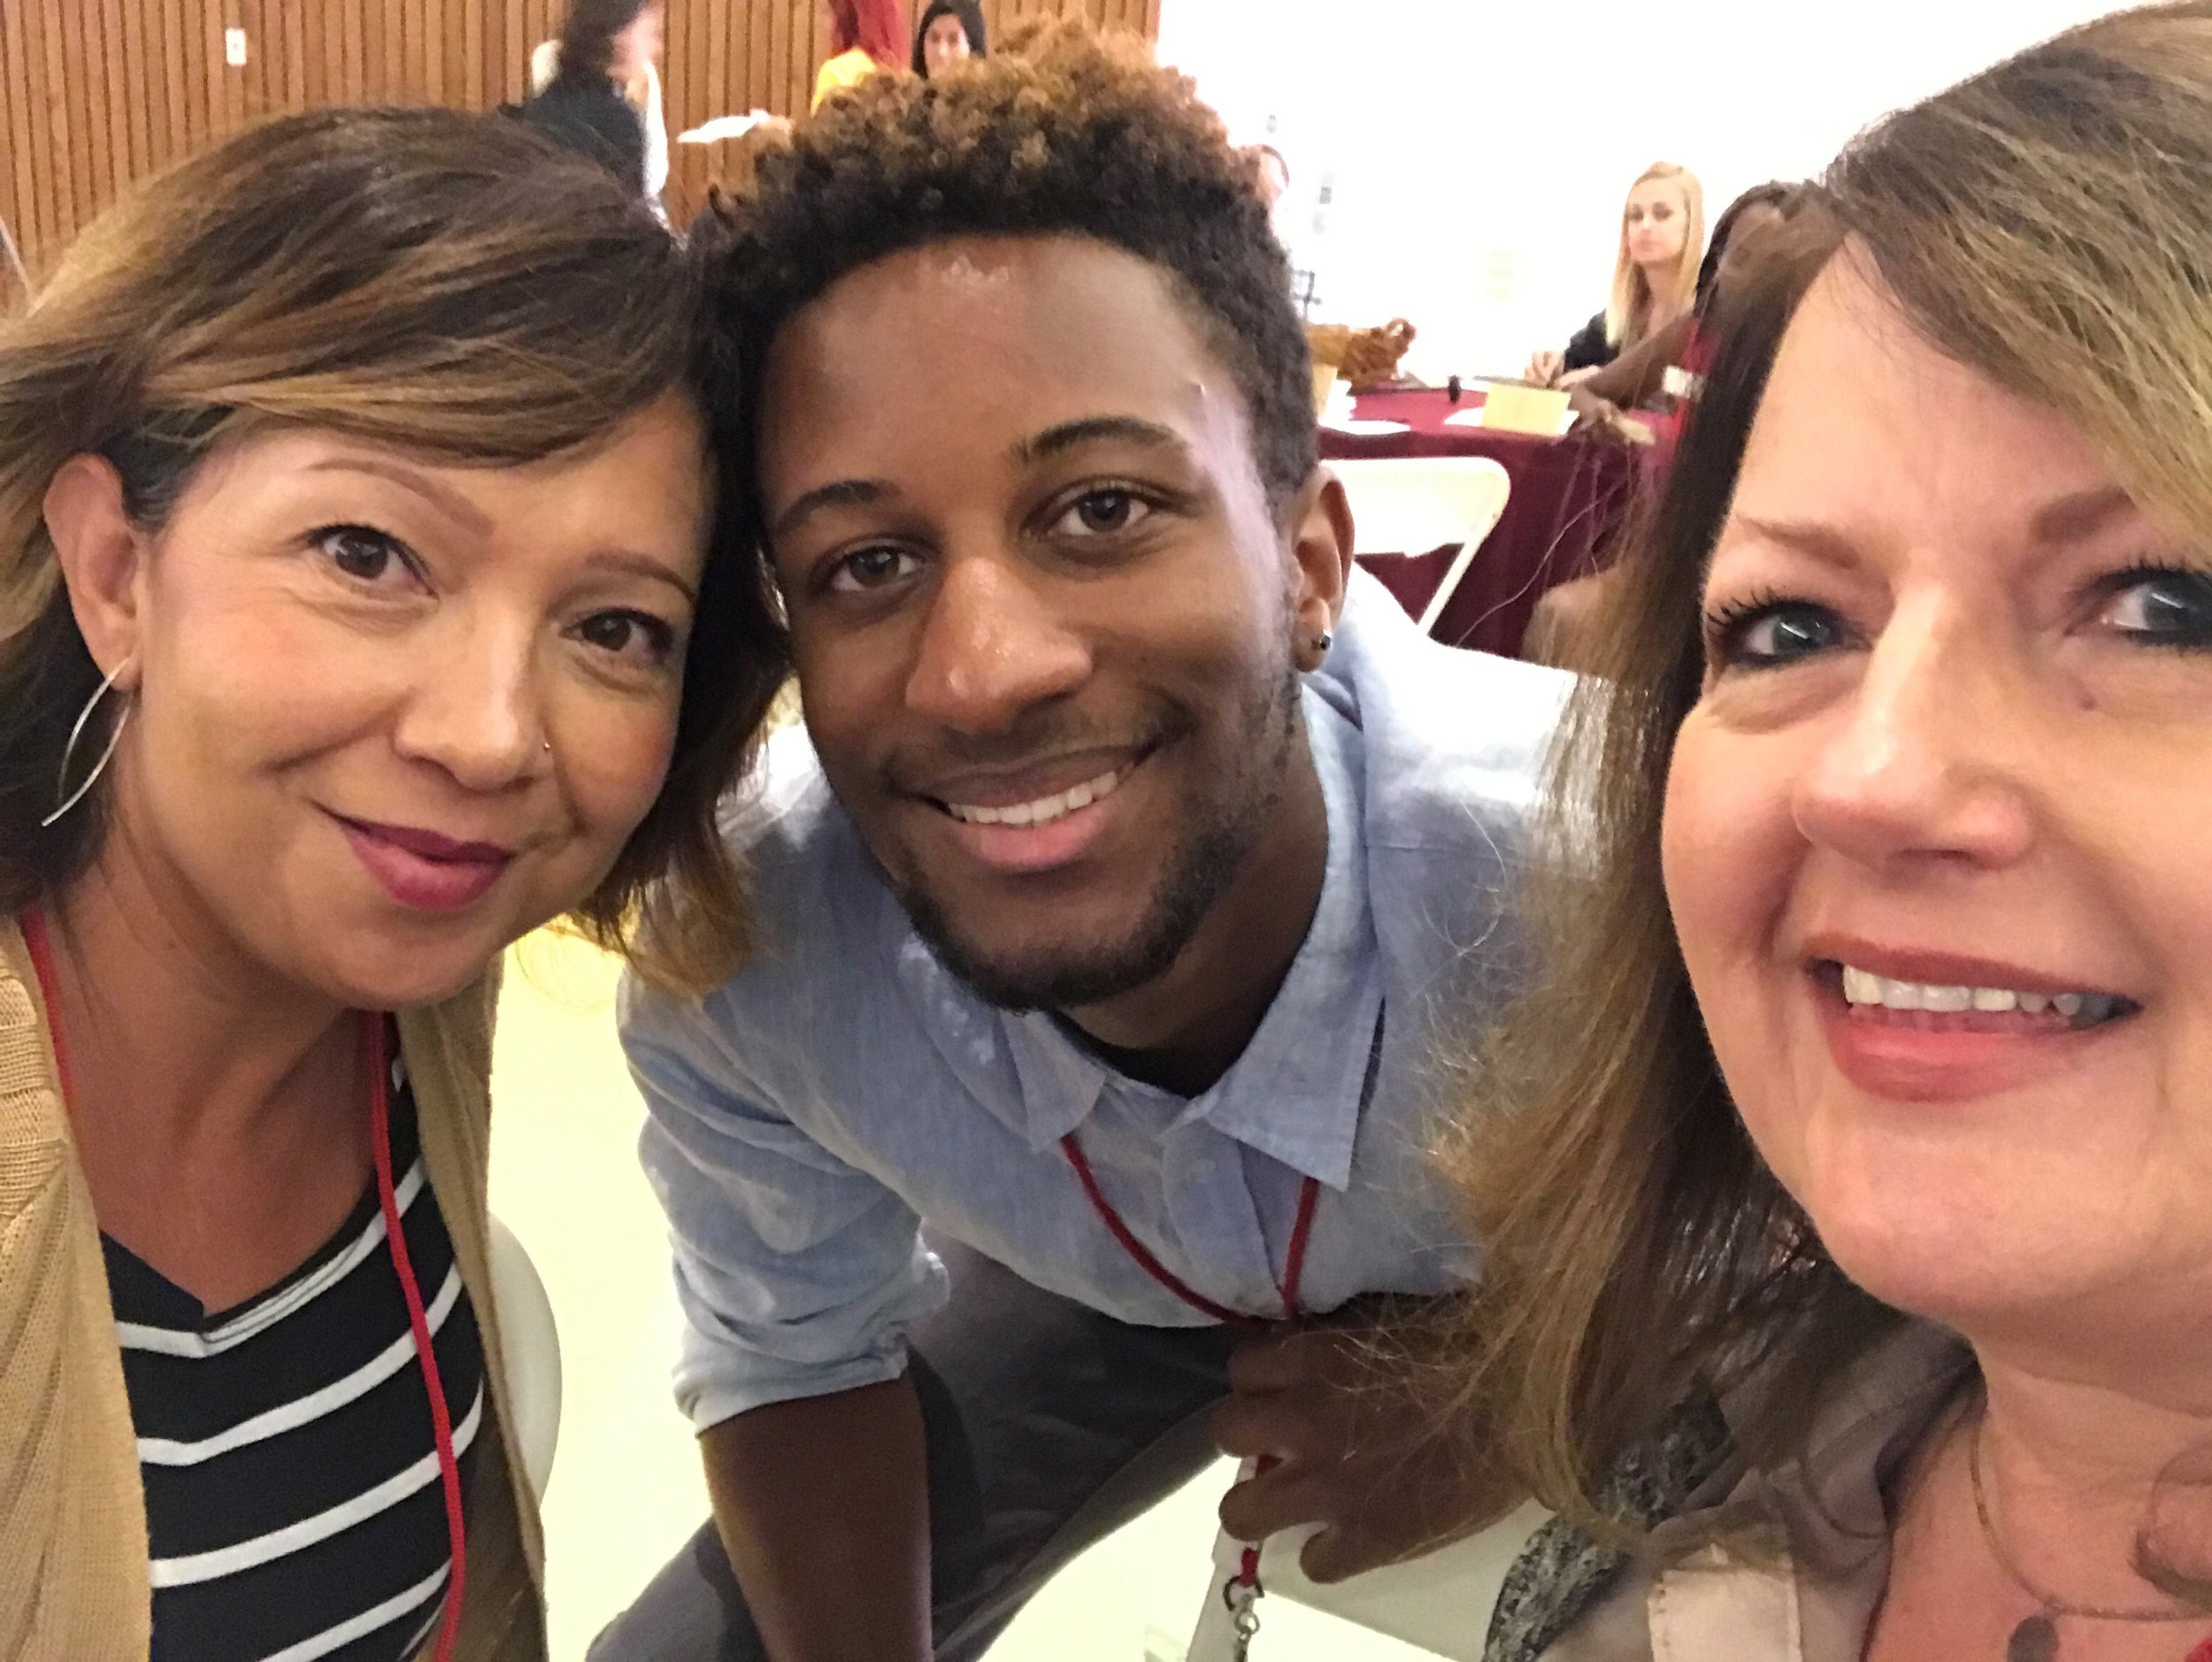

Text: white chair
xmin=1333 ymin=457 xmax=1512 ymax=636
xmin=487 ymin=1216 xmax=562 ymax=1501
xmin=1186 ymin=1465 xmax=1551 ymax=1662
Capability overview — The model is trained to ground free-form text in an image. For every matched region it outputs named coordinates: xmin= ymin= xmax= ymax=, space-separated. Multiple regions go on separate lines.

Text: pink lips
xmin=338 ymin=816 xmax=514 ymax=914
xmin=1801 ymin=941 xmax=2136 ymax=1105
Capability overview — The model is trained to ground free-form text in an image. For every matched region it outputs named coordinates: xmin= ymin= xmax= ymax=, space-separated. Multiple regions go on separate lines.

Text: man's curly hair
xmin=700 ymin=24 xmax=1317 ymax=508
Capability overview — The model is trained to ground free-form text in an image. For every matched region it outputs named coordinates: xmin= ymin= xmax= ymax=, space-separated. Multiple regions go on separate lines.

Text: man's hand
xmin=1210 ymin=1312 xmax=1523 ymax=1584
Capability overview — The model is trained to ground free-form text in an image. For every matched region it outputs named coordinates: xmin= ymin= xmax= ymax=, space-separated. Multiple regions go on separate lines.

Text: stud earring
xmin=1313 ymin=630 xmax=1333 ymax=654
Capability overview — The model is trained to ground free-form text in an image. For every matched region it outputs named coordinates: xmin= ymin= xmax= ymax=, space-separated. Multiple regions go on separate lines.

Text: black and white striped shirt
xmin=104 ymin=1042 xmax=486 ymax=1662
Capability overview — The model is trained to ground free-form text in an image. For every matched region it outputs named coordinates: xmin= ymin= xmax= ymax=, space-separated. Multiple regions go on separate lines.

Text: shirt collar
xmin=998 ymin=689 xmax=1377 ymax=1191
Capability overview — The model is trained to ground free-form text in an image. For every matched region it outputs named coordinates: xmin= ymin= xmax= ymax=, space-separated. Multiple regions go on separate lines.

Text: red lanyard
xmin=1056 ymin=1002 xmax=1384 ymax=1651
xmin=1059 ymin=1135 xmax=1319 ymax=1327
xmin=20 ymin=910 xmax=467 ymax=1662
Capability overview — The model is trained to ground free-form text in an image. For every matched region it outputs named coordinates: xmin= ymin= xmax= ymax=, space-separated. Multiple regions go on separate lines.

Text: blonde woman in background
xmin=0 ymin=107 xmax=784 ymax=1662
xmin=1526 ymin=161 xmax=1704 ymax=389
xmin=1456 ymin=7 xmax=2212 ymax=1658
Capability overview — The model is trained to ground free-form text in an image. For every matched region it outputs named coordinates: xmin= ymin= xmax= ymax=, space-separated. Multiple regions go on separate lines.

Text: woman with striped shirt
xmin=0 ymin=108 xmax=786 ymax=1661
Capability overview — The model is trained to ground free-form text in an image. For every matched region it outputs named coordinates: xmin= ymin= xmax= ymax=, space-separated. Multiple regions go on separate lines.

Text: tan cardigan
xmin=0 ymin=919 xmax=548 ymax=1661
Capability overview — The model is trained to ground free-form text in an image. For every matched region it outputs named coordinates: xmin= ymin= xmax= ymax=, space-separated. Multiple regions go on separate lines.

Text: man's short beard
xmin=896 ymin=668 xmax=1304 ymax=1013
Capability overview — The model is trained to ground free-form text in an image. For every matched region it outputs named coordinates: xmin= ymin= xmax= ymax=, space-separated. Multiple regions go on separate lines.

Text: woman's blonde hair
xmin=0 ymin=106 xmax=787 ymax=996
xmin=1604 ymin=161 xmax=1704 ymax=350
xmin=1444 ymin=1 xmax=2212 ymax=1584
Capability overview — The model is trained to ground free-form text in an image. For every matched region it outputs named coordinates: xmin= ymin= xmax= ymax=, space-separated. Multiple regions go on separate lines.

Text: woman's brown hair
xmin=0 ymin=105 xmax=787 ymax=996
xmin=1442 ymin=0 xmax=2212 ymax=1553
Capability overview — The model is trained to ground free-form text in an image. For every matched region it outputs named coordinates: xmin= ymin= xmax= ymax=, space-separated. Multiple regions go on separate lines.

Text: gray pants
xmin=589 ymin=1243 xmax=1238 ymax=1661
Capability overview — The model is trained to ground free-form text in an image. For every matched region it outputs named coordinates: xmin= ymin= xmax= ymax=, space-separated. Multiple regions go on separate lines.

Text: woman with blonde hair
xmin=1455 ymin=6 xmax=2212 ymax=1658
xmin=1526 ymin=161 xmax=1704 ymax=389
xmin=0 ymin=107 xmax=783 ymax=1660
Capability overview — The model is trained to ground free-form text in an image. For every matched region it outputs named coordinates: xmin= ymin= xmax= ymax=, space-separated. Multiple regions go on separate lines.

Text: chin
xmin=307 ymin=926 xmax=515 ymax=1013
xmin=1807 ymin=1189 xmax=2102 ymax=1333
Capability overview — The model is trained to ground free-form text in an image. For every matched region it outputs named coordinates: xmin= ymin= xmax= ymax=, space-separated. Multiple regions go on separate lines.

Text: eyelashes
xmin=1701 ymin=561 xmax=2212 ymax=677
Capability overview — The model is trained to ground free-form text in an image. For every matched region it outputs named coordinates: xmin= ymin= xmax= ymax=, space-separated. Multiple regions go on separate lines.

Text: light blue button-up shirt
xmin=621 ymin=572 xmax=1571 ymax=1430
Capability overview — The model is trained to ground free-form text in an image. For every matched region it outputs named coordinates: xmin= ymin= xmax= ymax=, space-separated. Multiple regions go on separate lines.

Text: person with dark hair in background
xmin=518 ymin=0 xmax=665 ymax=198
xmin=812 ymin=0 xmax=906 ymax=111
xmin=589 ymin=24 xmax=1567 ymax=1662
xmin=911 ymin=0 xmax=987 ymax=79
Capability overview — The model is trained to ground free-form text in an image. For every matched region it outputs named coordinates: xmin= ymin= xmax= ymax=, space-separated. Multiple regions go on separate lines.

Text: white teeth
xmin=945 ymin=766 xmax=1126 ymax=829
xmin=1838 ymin=966 xmax=2116 ymax=1024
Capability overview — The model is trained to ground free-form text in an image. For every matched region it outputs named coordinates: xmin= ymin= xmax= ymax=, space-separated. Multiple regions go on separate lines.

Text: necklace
xmin=1965 ymin=1409 xmax=2212 ymax=1662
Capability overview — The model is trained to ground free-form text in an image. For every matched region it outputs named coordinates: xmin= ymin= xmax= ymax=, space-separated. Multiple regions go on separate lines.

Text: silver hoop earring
xmin=42 ymin=666 xmax=132 ymax=829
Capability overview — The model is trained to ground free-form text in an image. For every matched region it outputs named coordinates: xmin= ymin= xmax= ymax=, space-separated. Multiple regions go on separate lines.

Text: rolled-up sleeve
xmin=620 ymin=975 xmax=951 ymax=1431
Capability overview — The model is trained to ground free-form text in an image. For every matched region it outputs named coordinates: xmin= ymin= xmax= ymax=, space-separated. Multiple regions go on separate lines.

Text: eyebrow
xmin=1013 ymin=416 xmax=1187 ymax=467
xmin=766 ymin=417 xmax=1189 ymax=547
xmin=306 ymin=456 xmax=495 ymax=540
xmin=2030 ymin=485 xmax=2134 ymax=546
xmin=768 ymin=477 xmax=893 ymax=544
xmin=1724 ymin=512 xmax=1863 ymax=568
xmin=1730 ymin=486 xmax=2143 ymax=569
xmin=588 ymin=549 xmax=698 ymax=605
xmin=312 ymin=456 xmax=699 ymax=601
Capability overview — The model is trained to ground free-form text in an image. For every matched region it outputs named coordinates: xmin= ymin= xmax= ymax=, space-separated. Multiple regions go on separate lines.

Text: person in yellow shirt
xmin=811 ymin=0 xmax=905 ymax=111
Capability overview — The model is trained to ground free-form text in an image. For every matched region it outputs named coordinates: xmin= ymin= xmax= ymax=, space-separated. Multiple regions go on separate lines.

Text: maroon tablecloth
xmin=1319 ymin=387 xmax=1639 ymax=658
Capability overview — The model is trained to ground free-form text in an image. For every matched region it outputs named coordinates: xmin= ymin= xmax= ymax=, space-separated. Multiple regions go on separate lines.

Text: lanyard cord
xmin=21 ymin=911 xmax=467 ymax=1662
xmin=1056 ymin=1001 xmax=1387 ymax=1640
xmin=1058 ymin=1137 xmax=1318 ymax=1328
xmin=366 ymin=1014 xmax=469 ymax=1662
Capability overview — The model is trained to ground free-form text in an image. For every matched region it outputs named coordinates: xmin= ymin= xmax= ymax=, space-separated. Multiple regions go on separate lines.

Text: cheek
xmin=142 ymin=573 xmax=397 ymax=784
xmin=1661 ymin=717 xmax=1801 ymax=1041
xmin=557 ymin=690 xmax=682 ymax=849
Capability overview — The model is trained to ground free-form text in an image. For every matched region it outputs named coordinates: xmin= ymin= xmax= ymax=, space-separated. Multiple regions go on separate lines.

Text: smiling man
xmin=595 ymin=28 xmax=1571 ymax=1662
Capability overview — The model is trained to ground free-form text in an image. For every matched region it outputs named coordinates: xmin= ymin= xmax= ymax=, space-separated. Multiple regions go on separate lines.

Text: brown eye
xmin=316 ymin=524 xmax=409 ymax=583
xmin=826 ymin=545 xmax=921 ymax=595
xmin=575 ymin=610 xmax=678 ymax=663
xmin=1054 ymin=489 xmax=1150 ymax=537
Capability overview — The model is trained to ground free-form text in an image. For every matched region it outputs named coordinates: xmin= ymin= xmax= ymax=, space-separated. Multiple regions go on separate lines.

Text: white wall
xmin=1157 ymin=0 xmax=2131 ymax=381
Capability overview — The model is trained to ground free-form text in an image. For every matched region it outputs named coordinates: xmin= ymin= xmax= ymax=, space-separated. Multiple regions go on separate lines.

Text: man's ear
xmin=1285 ymin=466 xmax=1355 ymax=671
xmin=43 ymin=454 xmax=149 ymax=690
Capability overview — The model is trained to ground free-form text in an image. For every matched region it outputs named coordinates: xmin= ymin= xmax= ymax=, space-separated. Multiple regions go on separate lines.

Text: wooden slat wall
xmin=0 ymin=0 xmax=1161 ymax=281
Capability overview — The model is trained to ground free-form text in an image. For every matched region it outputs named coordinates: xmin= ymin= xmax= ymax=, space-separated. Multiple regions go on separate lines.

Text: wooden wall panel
xmin=0 ymin=0 xmax=1162 ymax=280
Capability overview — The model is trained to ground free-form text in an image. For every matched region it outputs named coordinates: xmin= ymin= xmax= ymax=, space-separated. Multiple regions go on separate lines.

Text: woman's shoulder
xmin=0 ymin=917 xmax=73 ymax=1209
xmin=1486 ymin=1323 xmax=1973 ymax=1662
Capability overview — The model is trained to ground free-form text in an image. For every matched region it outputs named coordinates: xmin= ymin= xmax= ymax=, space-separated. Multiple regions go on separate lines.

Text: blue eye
xmin=2100 ymin=567 xmax=2212 ymax=648
xmin=1707 ymin=597 xmax=1847 ymax=669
